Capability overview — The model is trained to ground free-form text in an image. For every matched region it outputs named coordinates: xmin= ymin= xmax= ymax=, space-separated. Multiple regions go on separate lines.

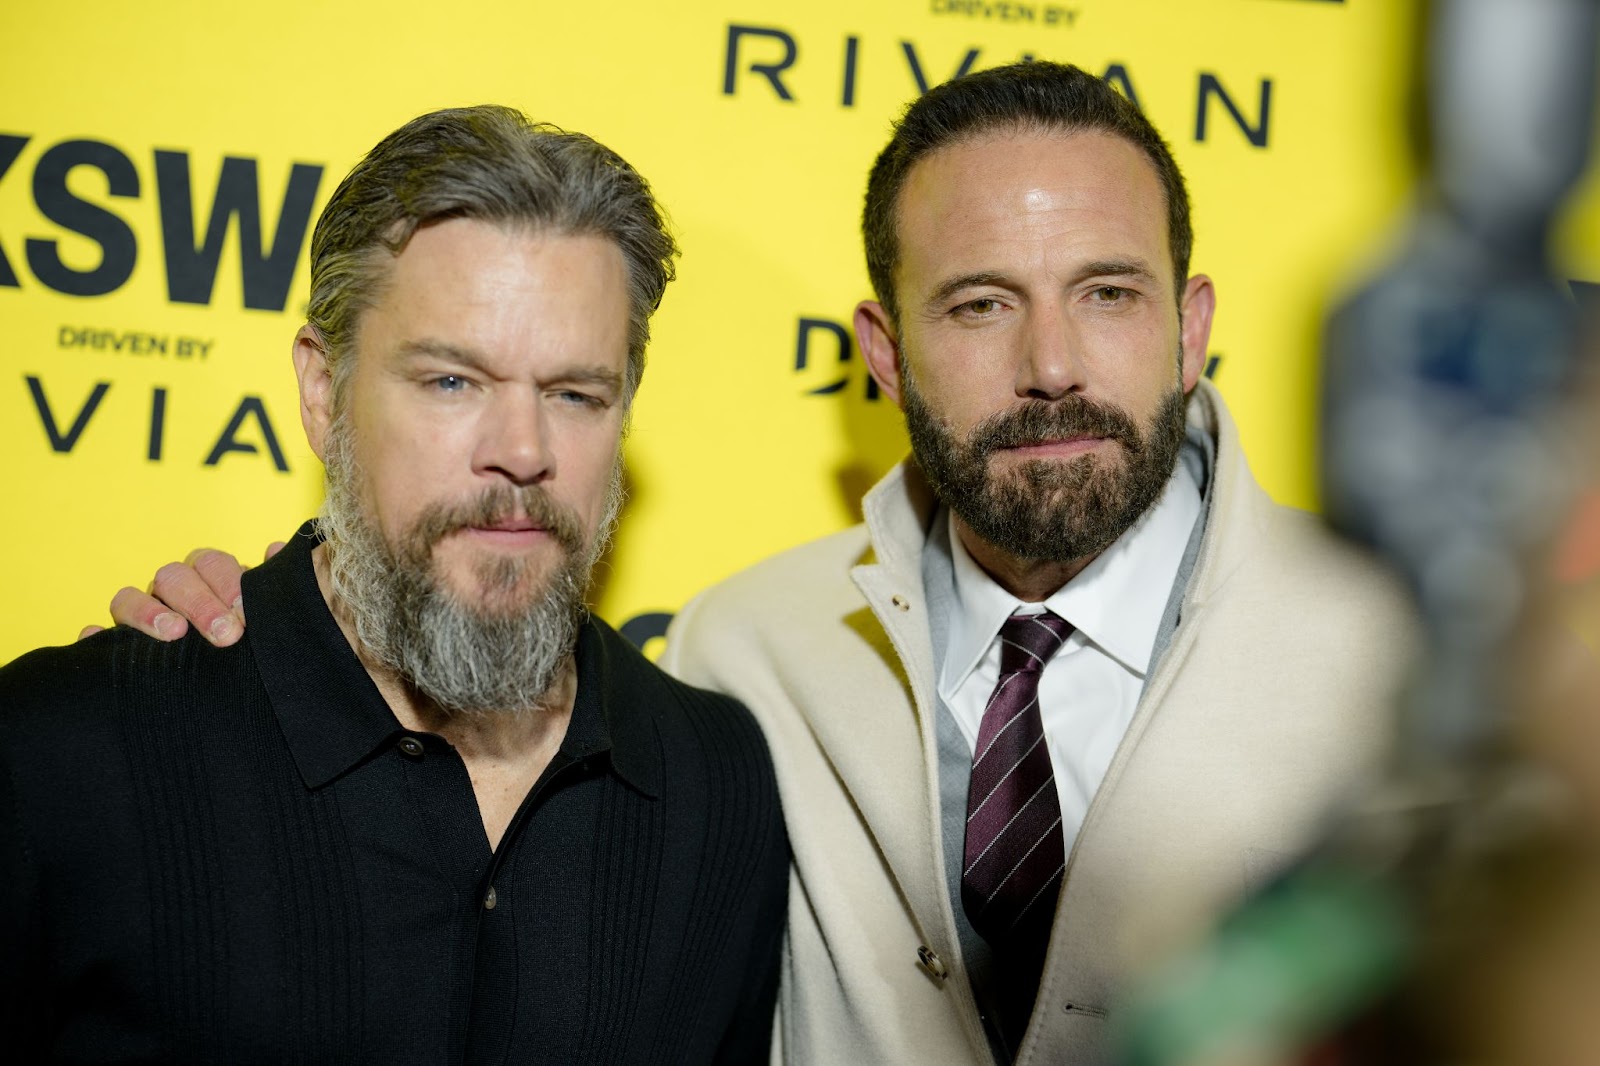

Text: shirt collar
xmin=939 ymin=459 xmax=1203 ymax=698
xmin=564 ymin=613 xmax=663 ymax=798
xmin=244 ymin=520 xmax=659 ymax=797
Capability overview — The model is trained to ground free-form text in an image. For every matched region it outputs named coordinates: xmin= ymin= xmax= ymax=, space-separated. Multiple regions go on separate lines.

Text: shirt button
xmin=484 ymin=886 xmax=498 ymax=910
xmin=398 ymin=736 xmax=425 ymax=759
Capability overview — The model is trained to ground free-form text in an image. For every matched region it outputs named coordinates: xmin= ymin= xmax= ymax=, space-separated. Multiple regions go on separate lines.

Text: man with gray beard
xmin=317 ymin=413 xmax=619 ymax=717
xmin=0 ymin=106 xmax=787 ymax=1064
xmin=77 ymin=63 xmax=1417 ymax=1066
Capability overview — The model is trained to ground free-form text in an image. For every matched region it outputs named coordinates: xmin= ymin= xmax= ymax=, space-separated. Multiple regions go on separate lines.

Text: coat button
xmin=484 ymin=885 xmax=498 ymax=910
xmin=916 ymin=945 xmax=947 ymax=982
xmin=398 ymin=736 xmax=425 ymax=758
xmin=892 ymin=595 xmax=911 ymax=611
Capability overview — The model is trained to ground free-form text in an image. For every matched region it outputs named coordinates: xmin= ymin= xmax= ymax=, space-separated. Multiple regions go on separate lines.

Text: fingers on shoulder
xmin=182 ymin=549 xmax=247 ymax=611
xmin=109 ymin=585 xmax=188 ymax=642
xmin=148 ymin=560 xmax=241 ymax=647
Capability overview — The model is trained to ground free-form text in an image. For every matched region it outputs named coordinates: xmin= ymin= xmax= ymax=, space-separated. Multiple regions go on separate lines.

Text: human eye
xmin=953 ymin=296 xmax=1006 ymax=318
xmin=554 ymin=388 xmax=607 ymax=409
xmin=1088 ymin=286 xmax=1132 ymax=304
xmin=428 ymin=374 xmax=470 ymax=393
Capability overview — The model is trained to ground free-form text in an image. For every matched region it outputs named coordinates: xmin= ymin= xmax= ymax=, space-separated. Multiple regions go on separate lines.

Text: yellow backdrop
xmin=4 ymin=0 xmax=1597 ymax=663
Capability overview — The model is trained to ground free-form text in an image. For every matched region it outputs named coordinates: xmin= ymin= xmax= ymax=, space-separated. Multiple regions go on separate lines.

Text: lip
xmin=457 ymin=524 xmax=551 ymax=547
xmin=1000 ymin=435 xmax=1109 ymax=459
xmin=478 ymin=517 xmax=542 ymax=533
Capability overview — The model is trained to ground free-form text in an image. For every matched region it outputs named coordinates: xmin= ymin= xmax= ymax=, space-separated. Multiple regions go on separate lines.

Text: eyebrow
xmin=924 ymin=259 xmax=1162 ymax=309
xmin=554 ymin=366 xmax=627 ymax=391
xmin=394 ymin=339 xmax=493 ymax=373
xmin=1076 ymin=259 xmax=1161 ymax=286
xmin=394 ymin=339 xmax=625 ymax=391
xmin=926 ymin=271 xmax=1012 ymax=309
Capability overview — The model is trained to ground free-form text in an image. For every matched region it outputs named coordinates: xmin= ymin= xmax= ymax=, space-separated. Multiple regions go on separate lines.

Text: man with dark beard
xmin=656 ymin=62 xmax=1416 ymax=1065
xmin=0 ymin=106 xmax=788 ymax=1064
xmin=82 ymin=64 xmax=1413 ymax=1066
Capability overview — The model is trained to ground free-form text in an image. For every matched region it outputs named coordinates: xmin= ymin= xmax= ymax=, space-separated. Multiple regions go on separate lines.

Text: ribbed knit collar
xmin=243 ymin=520 xmax=660 ymax=797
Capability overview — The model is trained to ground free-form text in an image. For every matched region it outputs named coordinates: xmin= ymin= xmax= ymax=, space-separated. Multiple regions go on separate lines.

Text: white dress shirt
xmin=938 ymin=461 xmax=1202 ymax=859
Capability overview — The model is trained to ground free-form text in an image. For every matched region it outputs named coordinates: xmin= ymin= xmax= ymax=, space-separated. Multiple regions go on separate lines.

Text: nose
xmin=1017 ymin=303 xmax=1087 ymax=400
xmin=473 ymin=385 xmax=553 ymax=486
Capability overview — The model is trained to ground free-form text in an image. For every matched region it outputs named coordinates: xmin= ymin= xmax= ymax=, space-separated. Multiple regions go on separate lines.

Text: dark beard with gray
xmin=318 ymin=416 xmax=622 ymax=717
xmin=903 ymin=372 xmax=1187 ymax=563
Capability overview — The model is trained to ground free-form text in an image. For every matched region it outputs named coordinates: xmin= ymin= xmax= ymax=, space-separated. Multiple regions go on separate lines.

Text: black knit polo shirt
xmin=0 ymin=523 xmax=789 ymax=1064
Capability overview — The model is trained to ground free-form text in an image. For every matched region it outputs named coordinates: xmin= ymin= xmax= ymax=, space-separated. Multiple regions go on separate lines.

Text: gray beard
xmin=317 ymin=415 xmax=623 ymax=718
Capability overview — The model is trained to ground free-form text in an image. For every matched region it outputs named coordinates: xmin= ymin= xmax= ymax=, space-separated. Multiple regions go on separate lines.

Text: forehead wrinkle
xmin=898 ymin=132 xmax=1174 ymax=306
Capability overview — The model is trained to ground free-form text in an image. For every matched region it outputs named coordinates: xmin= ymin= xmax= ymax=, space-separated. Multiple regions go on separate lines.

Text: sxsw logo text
xmin=0 ymin=134 xmax=323 ymax=308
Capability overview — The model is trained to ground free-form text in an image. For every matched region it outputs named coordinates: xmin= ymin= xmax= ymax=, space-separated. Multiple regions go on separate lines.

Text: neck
xmin=952 ymin=516 xmax=1097 ymax=602
xmin=310 ymin=542 xmax=576 ymax=759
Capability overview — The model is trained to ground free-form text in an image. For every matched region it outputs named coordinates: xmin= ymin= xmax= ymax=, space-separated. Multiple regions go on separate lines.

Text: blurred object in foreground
xmin=1321 ymin=0 xmax=1597 ymax=767
xmin=1116 ymin=0 xmax=1600 ymax=1063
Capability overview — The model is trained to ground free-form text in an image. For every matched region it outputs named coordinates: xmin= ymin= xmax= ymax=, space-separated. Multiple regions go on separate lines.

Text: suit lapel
xmin=824 ymin=465 xmax=966 ymax=956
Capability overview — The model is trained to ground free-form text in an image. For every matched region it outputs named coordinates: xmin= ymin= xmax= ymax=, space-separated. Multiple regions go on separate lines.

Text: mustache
xmin=398 ymin=484 xmax=586 ymax=561
xmin=964 ymin=394 xmax=1142 ymax=455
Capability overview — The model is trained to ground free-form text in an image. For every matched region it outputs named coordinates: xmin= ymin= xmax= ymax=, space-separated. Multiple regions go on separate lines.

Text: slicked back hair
xmin=306 ymin=105 xmax=678 ymax=405
xmin=863 ymin=61 xmax=1192 ymax=325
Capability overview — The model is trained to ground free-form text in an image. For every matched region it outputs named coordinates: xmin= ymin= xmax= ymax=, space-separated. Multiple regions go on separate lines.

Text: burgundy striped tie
xmin=962 ymin=609 xmax=1072 ymax=1049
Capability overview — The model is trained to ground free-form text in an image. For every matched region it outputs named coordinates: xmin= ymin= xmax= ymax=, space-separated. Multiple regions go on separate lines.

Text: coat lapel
xmin=813 ymin=465 xmax=961 ymax=951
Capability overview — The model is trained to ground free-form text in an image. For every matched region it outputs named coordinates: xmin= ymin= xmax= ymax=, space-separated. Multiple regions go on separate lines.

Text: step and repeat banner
xmin=3 ymin=0 xmax=1598 ymax=663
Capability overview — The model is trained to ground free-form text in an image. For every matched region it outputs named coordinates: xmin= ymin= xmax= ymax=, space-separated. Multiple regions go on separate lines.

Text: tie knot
xmin=998 ymin=610 xmax=1073 ymax=677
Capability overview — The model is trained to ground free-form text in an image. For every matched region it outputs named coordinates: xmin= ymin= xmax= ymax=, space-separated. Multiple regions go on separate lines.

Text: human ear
xmin=292 ymin=325 xmax=334 ymax=461
xmin=854 ymin=300 xmax=904 ymax=407
xmin=1177 ymin=275 xmax=1216 ymax=393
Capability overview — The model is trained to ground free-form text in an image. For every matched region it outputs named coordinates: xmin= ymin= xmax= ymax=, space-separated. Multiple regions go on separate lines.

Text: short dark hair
xmin=863 ymin=61 xmax=1192 ymax=323
xmin=307 ymin=105 xmax=679 ymax=403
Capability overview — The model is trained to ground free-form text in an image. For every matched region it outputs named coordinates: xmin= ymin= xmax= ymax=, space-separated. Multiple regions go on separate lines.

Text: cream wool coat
xmin=661 ymin=382 xmax=1416 ymax=1065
